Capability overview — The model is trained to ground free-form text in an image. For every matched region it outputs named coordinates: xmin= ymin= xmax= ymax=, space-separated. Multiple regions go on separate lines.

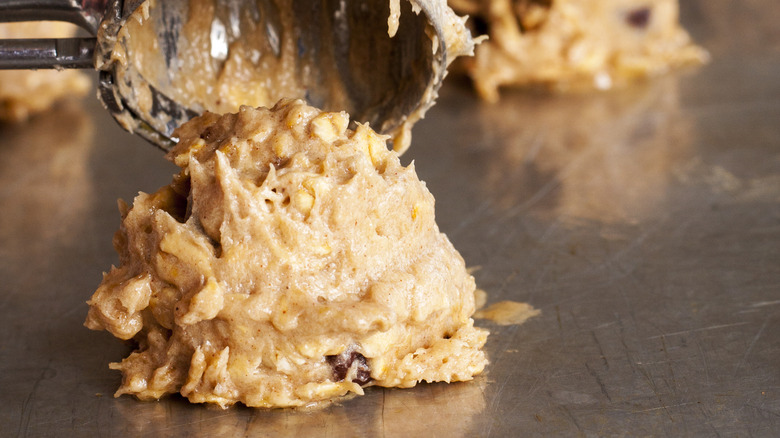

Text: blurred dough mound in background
xmin=85 ymin=99 xmax=488 ymax=408
xmin=450 ymin=0 xmax=709 ymax=100
xmin=0 ymin=22 xmax=90 ymax=122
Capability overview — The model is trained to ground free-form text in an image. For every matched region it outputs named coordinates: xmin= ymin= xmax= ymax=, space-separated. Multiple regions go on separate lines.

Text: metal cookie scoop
xmin=0 ymin=0 xmax=471 ymax=152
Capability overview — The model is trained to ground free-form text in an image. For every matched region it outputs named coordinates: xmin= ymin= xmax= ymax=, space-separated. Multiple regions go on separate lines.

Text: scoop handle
xmin=0 ymin=0 xmax=107 ymax=32
xmin=0 ymin=0 xmax=107 ymax=69
xmin=0 ymin=38 xmax=96 ymax=69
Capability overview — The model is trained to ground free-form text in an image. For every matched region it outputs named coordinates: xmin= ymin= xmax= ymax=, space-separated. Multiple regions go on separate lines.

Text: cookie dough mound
xmin=85 ymin=99 xmax=488 ymax=408
xmin=0 ymin=22 xmax=90 ymax=122
xmin=450 ymin=0 xmax=709 ymax=100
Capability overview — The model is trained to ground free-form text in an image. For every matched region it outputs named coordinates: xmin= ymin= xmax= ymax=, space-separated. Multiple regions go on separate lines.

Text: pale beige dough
xmin=474 ymin=301 xmax=540 ymax=326
xmin=0 ymin=22 xmax=90 ymax=121
xmin=450 ymin=0 xmax=709 ymax=101
xmin=85 ymin=99 xmax=488 ymax=408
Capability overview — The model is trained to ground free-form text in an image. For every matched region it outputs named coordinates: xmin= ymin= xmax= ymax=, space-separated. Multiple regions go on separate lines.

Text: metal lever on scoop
xmin=0 ymin=0 xmax=110 ymax=68
xmin=0 ymin=0 xmax=459 ymax=153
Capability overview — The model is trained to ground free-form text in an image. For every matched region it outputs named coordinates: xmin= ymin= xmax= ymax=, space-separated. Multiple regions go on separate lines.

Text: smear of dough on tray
xmin=0 ymin=22 xmax=90 ymax=122
xmin=449 ymin=0 xmax=709 ymax=100
xmin=85 ymin=99 xmax=488 ymax=408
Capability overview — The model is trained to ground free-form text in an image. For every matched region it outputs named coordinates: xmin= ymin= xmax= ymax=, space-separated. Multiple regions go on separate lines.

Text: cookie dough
xmin=85 ymin=99 xmax=488 ymax=408
xmin=0 ymin=22 xmax=90 ymax=121
xmin=450 ymin=0 xmax=709 ymax=100
xmin=474 ymin=301 xmax=540 ymax=326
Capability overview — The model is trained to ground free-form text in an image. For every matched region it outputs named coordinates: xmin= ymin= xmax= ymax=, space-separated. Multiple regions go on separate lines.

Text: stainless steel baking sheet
xmin=1 ymin=1 xmax=779 ymax=435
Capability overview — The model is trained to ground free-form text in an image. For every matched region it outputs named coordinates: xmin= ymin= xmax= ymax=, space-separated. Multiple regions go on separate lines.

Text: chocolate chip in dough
xmin=326 ymin=350 xmax=372 ymax=385
xmin=626 ymin=7 xmax=652 ymax=29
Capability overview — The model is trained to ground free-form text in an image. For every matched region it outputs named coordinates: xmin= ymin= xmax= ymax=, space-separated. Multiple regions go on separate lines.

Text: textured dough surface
xmin=85 ymin=99 xmax=488 ymax=408
xmin=0 ymin=22 xmax=90 ymax=121
xmin=450 ymin=0 xmax=708 ymax=100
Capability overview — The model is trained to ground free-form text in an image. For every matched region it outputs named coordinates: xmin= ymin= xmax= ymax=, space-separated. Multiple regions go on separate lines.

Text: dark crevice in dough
xmin=515 ymin=0 xmax=554 ymax=32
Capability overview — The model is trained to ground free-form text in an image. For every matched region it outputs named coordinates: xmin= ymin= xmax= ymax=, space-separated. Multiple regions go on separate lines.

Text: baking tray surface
xmin=1 ymin=1 xmax=779 ymax=435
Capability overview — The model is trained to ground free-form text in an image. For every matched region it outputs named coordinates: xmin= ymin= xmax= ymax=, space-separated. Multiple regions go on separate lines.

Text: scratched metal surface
xmin=1 ymin=1 xmax=779 ymax=436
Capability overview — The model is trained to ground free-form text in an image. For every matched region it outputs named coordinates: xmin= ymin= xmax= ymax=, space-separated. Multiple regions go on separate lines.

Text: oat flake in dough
xmin=85 ymin=99 xmax=488 ymax=408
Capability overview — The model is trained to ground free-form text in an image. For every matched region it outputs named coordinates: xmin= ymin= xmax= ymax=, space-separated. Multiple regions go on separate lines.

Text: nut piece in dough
xmin=0 ymin=22 xmax=90 ymax=122
xmin=450 ymin=0 xmax=709 ymax=100
xmin=85 ymin=99 xmax=488 ymax=408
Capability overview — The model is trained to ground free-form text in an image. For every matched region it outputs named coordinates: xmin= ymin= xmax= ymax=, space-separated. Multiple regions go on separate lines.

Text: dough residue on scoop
xmin=85 ymin=99 xmax=488 ymax=408
xmin=109 ymin=0 xmax=478 ymax=154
